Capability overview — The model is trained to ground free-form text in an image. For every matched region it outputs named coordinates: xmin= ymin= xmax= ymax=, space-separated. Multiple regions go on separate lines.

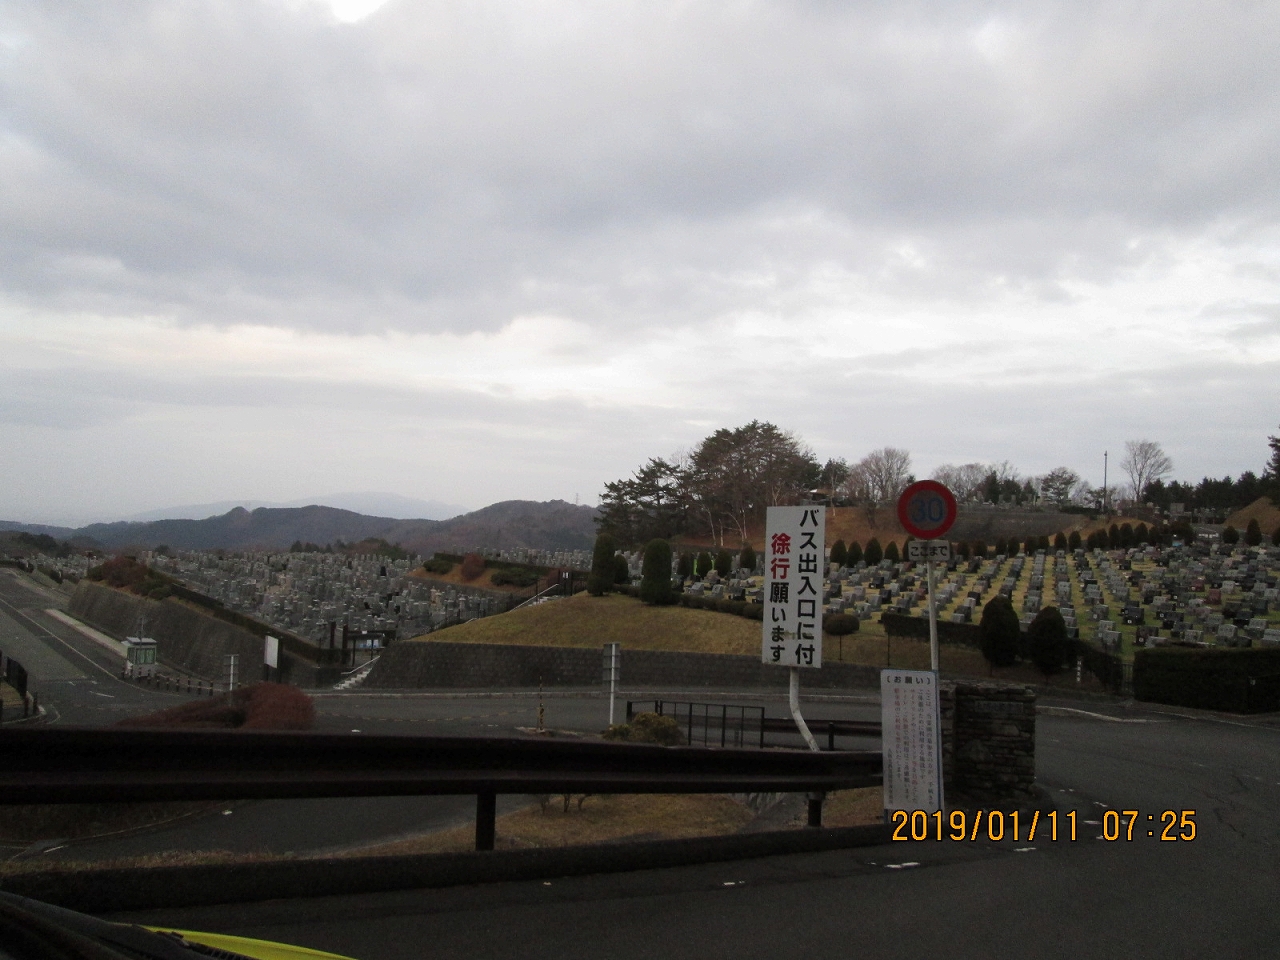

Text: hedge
xmin=880 ymin=612 xmax=982 ymax=647
xmin=1133 ymin=647 xmax=1280 ymax=713
xmin=615 ymin=584 xmax=765 ymax=620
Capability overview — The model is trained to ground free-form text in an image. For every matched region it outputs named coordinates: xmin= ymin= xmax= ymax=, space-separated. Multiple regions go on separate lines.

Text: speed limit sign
xmin=896 ymin=480 xmax=957 ymax=541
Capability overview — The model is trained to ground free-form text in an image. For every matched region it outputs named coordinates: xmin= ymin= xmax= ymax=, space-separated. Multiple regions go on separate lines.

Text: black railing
xmin=0 ymin=728 xmax=882 ymax=850
xmin=628 ymin=700 xmax=883 ymax=751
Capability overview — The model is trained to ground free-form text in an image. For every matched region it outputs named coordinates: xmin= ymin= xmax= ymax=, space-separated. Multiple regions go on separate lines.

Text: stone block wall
xmin=940 ymin=680 xmax=1036 ymax=804
xmin=364 ymin=641 xmax=882 ymax=690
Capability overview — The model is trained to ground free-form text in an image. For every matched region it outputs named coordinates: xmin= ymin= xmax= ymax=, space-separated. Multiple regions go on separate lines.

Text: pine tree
xmin=587 ymin=532 xmax=617 ymax=596
xmin=1244 ymin=519 xmax=1262 ymax=547
xmin=640 ymin=539 xmax=675 ymax=605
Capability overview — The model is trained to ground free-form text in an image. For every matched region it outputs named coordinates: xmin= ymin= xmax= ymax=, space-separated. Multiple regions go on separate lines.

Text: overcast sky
xmin=2 ymin=0 xmax=1278 ymax=525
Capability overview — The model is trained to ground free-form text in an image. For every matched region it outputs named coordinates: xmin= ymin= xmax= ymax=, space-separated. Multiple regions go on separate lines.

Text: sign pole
xmin=789 ymin=666 xmax=819 ymax=752
xmin=927 ymin=555 xmax=939 ymax=673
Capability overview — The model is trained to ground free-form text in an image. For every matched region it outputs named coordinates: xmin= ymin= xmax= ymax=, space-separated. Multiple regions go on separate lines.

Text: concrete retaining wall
xmin=365 ymin=641 xmax=882 ymax=690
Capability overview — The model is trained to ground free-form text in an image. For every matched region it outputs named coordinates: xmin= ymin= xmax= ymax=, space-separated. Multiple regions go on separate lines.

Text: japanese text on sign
xmin=881 ymin=669 xmax=943 ymax=814
xmin=762 ymin=505 xmax=825 ymax=668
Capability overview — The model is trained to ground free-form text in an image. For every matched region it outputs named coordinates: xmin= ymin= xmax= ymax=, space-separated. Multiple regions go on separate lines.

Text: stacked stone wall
xmin=940 ymin=680 xmax=1036 ymax=803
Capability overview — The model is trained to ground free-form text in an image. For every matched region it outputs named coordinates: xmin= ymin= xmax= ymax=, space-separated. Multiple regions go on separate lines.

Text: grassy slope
xmin=409 ymin=593 xmax=761 ymax=655
xmin=1226 ymin=496 xmax=1280 ymax=537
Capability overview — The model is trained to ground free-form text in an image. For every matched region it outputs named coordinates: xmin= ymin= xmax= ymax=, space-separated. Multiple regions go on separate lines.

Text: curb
xmin=1 ymin=824 xmax=892 ymax=914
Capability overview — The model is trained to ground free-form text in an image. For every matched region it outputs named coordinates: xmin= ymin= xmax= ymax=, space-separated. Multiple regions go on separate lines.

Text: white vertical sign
xmin=881 ymin=668 xmax=943 ymax=814
xmin=762 ymin=505 xmax=825 ymax=668
xmin=264 ymin=635 xmax=279 ymax=669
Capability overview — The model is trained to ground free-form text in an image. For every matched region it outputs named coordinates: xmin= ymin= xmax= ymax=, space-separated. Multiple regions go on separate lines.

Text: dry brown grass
xmin=408 ymin=592 xmax=761 ymax=654
xmin=1227 ymin=496 xmax=1280 ymax=538
xmin=116 ymin=683 xmax=315 ymax=730
xmin=0 ymin=849 xmax=288 ymax=879
xmin=408 ymin=566 xmax=538 ymax=595
xmin=341 ymin=794 xmax=759 ymax=856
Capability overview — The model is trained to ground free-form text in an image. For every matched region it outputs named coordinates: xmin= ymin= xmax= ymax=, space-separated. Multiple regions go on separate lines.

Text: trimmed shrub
xmin=1108 ymin=524 xmax=1121 ymax=548
xmin=1027 ymin=606 xmax=1069 ymax=682
xmin=739 ymin=543 xmax=756 ymax=570
xmin=1134 ymin=648 xmax=1280 ymax=713
xmin=1273 ymin=525 xmax=1280 ymax=547
xmin=971 ymin=540 xmax=987 ymax=560
xmin=825 ymin=613 xmax=860 ymax=636
xmin=979 ymin=595 xmax=1020 ymax=670
xmin=422 ymin=557 xmax=453 ymax=575
xmin=677 ymin=552 xmax=693 ymax=578
xmin=491 ymin=568 xmax=539 ymax=588
xmin=459 ymin=553 xmax=486 ymax=581
xmin=118 ymin=683 xmax=315 ymax=731
xmin=1244 ymin=519 xmax=1263 ymax=547
xmin=715 ymin=549 xmax=733 ymax=577
xmin=640 ymin=539 xmax=676 ymax=605
xmin=1223 ymin=525 xmax=1239 ymax=545
xmin=884 ymin=541 xmax=900 ymax=563
xmin=881 ymin=612 xmax=980 ymax=647
xmin=1134 ymin=522 xmax=1149 ymax=544
xmin=864 ymin=538 xmax=883 ymax=566
xmin=696 ymin=551 xmax=713 ymax=578
xmin=846 ymin=541 xmax=863 ymax=565
xmin=829 ymin=539 xmax=847 ymax=567
xmin=1068 ymin=530 xmax=1082 ymax=551
xmin=1119 ymin=523 xmax=1134 ymax=548
xmin=956 ymin=541 xmax=970 ymax=560
xmin=1053 ymin=532 xmax=1068 ymax=551
xmin=587 ymin=532 xmax=617 ymax=596
xmin=613 ymin=554 xmax=631 ymax=584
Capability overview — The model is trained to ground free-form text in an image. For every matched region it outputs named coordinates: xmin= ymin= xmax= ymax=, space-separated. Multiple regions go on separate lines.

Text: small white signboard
xmin=907 ymin=539 xmax=951 ymax=562
xmin=264 ymin=635 xmax=280 ymax=669
xmin=881 ymin=668 xmax=943 ymax=814
xmin=762 ymin=505 xmax=825 ymax=668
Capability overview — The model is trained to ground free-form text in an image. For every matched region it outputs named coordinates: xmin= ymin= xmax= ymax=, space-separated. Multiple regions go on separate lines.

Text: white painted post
xmin=927 ymin=556 xmax=939 ymax=673
xmin=789 ymin=667 xmax=820 ymax=752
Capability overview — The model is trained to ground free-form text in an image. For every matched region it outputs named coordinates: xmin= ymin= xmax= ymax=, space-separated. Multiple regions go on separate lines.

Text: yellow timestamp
xmin=889 ymin=809 xmax=1197 ymax=842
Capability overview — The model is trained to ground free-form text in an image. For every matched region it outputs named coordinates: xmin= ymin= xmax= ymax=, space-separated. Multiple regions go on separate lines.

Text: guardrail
xmin=0 ymin=728 xmax=882 ymax=850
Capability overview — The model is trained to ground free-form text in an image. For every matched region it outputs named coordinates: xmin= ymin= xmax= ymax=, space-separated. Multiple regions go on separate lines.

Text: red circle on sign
xmin=897 ymin=480 xmax=958 ymax=540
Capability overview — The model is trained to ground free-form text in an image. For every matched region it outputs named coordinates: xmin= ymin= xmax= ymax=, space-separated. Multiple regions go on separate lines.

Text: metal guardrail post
xmin=476 ymin=790 xmax=496 ymax=851
xmin=807 ymin=794 xmax=823 ymax=828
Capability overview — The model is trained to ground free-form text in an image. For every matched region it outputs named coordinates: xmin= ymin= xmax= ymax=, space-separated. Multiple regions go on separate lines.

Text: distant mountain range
xmin=0 ymin=500 xmax=599 ymax=554
xmin=121 ymin=492 xmax=470 ymax=523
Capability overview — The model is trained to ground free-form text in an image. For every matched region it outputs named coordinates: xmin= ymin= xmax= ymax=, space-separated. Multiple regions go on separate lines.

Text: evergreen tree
xmin=971 ymin=540 xmax=987 ymax=560
xmin=1068 ymin=530 xmax=1082 ymax=551
xmin=1038 ymin=535 xmax=1051 ymax=552
xmin=846 ymin=540 xmax=863 ymax=565
xmin=830 ymin=539 xmax=848 ymax=567
xmin=979 ymin=595 xmax=1021 ymax=672
xmin=739 ymin=543 xmax=756 ymax=571
xmin=1272 ymin=525 xmax=1280 ymax=547
xmin=1108 ymin=524 xmax=1121 ymax=548
xmin=1119 ymin=523 xmax=1134 ymax=548
xmin=1134 ymin=523 xmax=1149 ymax=544
xmin=640 ymin=539 xmax=676 ymax=605
xmin=864 ymin=538 xmax=883 ymax=566
xmin=1027 ymin=606 xmax=1069 ymax=682
xmin=1244 ymin=519 xmax=1263 ymax=547
xmin=677 ymin=552 xmax=693 ymax=579
xmin=614 ymin=553 xmax=631 ymax=584
xmin=884 ymin=541 xmax=900 ymax=563
xmin=1222 ymin=525 xmax=1239 ymax=545
xmin=696 ymin=551 xmax=714 ymax=578
xmin=587 ymin=532 xmax=617 ymax=596
xmin=956 ymin=540 xmax=970 ymax=560
xmin=715 ymin=549 xmax=733 ymax=577
xmin=1053 ymin=532 xmax=1068 ymax=551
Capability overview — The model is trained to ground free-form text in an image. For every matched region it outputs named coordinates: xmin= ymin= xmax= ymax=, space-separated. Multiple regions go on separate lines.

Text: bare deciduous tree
xmin=852 ymin=447 xmax=912 ymax=502
xmin=930 ymin=462 xmax=989 ymax=502
xmin=1121 ymin=440 xmax=1173 ymax=501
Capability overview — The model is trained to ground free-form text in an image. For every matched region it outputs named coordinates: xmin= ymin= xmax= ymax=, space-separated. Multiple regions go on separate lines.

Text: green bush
xmin=602 ymin=711 xmax=684 ymax=745
xmin=1068 ymin=530 xmax=1082 ymax=551
xmin=677 ymin=552 xmax=693 ymax=578
xmin=739 ymin=543 xmax=756 ymax=570
xmin=1134 ymin=648 xmax=1280 ymax=713
xmin=1223 ymin=525 xmax=1239 ymax=545
xmin=979 ymin=595 xmax=1020 ymax=670
xmin=695 ymin=551 xmax=713 ymax=578
xmin=613 ymin=554 xmax=631 ymax=584
xmin=825 ymin=613 xmax=860 ymax=636
xmin=846 ymin=541 xmax=862 ymax=565
xmin=640 ymin=539 xmax=676 ymax=605
xmin=1053 ymin=532 xmax=1068 ymax=551
xmin=884 ymin=541 xmax=899 ymax=563
xmin=491 ymin=568 xmax=540 ymax=588
xmin=1134 ymin=522 xmax=1149 ymax=544
xmin=422 ymin=557 xmax=453 ymax=575
xmin=1244 ymin=519 xmax=1262 ymax=547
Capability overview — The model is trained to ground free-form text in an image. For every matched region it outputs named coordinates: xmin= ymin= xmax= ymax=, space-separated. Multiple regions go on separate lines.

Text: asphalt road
xmin=113 ymin=704 xmax=1280 ymax=960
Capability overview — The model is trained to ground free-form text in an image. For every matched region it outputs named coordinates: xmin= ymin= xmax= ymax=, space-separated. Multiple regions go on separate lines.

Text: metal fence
xmin=0 ymin=649 xmax=27 ymax=697
xmin=628 ymin=699 xmax=766 ymax=748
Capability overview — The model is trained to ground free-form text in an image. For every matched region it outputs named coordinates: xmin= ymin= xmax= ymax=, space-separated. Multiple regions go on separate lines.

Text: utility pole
xmin=1103 ymin=450 xmax=1109 ymax=515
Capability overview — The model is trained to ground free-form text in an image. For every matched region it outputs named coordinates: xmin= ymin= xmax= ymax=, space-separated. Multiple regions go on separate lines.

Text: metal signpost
xmin=762 ymin=505 xmax=825 ymax=753
xmin=884 ymin=481 xmax=957 ymax=816
xmin=602 ymin=642 xmax=621 ymax=727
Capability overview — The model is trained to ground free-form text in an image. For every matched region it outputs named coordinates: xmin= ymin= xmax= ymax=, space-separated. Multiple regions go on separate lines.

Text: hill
xmin=1226 ymin=496 xmax=1280 ymax=538
xmin=407 ymin=593 xmax=759 ymax=654
xmin=9 ymin=499 xmax=600 ymax=554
